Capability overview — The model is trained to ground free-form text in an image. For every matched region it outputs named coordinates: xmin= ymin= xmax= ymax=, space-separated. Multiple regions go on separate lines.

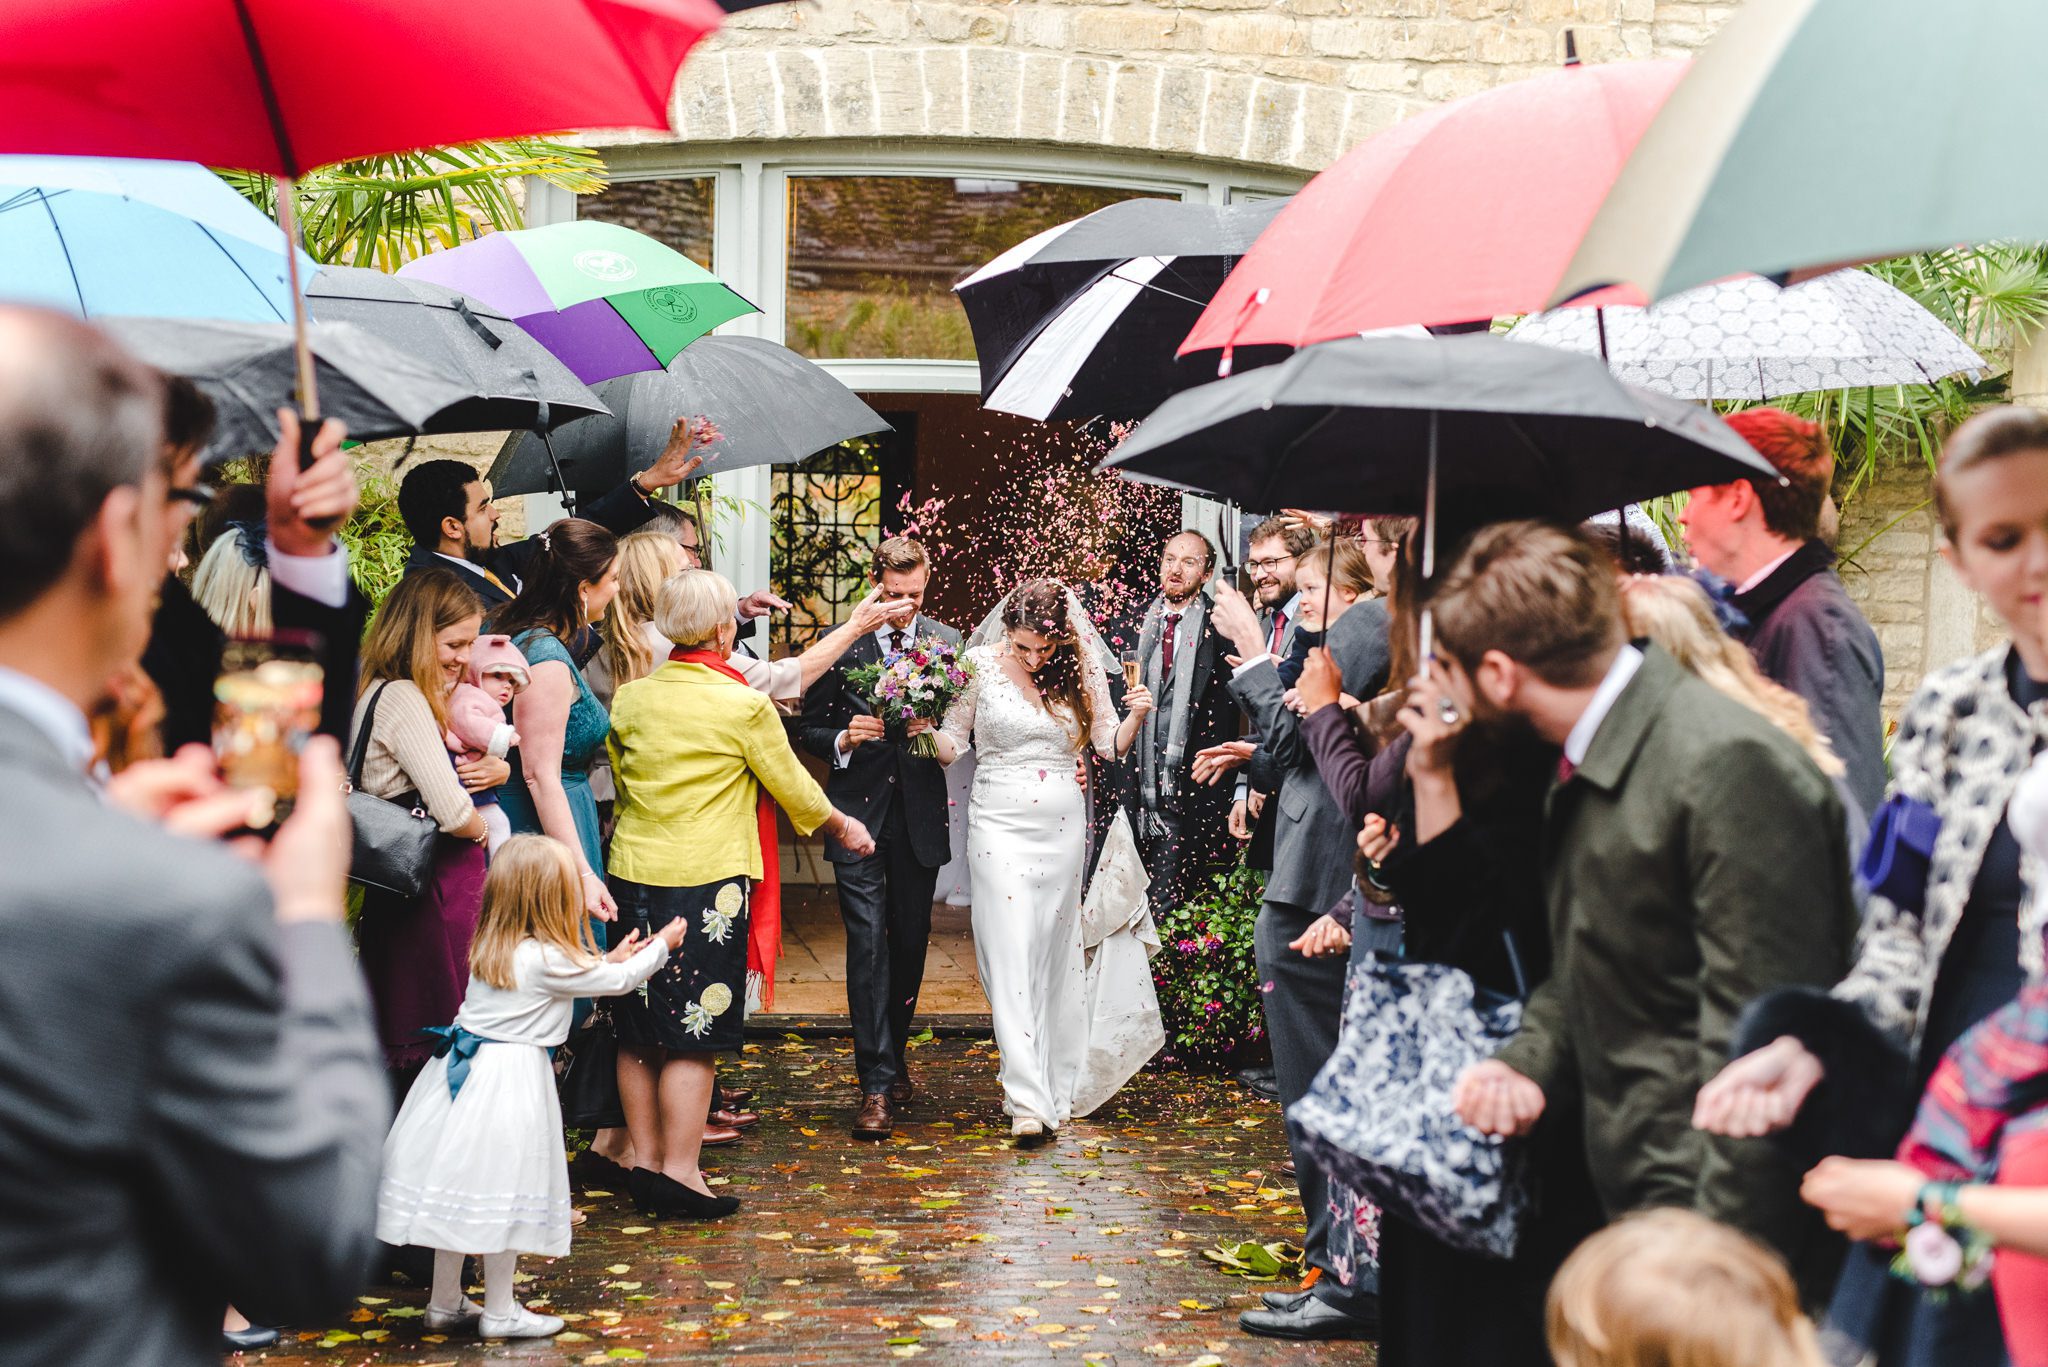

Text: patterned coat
xmin=1835 ymin=645 xmax=2048 ymax=1060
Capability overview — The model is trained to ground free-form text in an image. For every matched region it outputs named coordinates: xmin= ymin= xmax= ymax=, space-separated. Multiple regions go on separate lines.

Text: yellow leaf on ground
xmin=917 ymin=1315 xmax=959 ymax=1329
xmin=704 ymin=1281 xmax=735 ymax=1290
xmin=619 ymin=1226 xmax=653 ymax=1235
xmin=1031 ymin=1323 xmax=1068 ymax=1335
xmin=1154 ymin=1248 xmax=1189 ymax=1258
xmin=1096 ymin=1276 xmax=1118 ymax=1287
xmin=761 ymin=1311 xmax=793 ymax=1323
xmin=1034 ymin=1279 xmax=1069 ymax=1289
xmin=605 ymin=1264 xmax=631 ymax=1275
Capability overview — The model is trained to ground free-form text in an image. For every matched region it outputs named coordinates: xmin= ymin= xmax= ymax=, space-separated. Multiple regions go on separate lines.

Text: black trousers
xmin=1133 ymin=797 xmax=1233 ymax=914
xmin=1255 ymin=898 xmax=1384 ymax=1316
xmin=833 ymin=799 xmax=940 ymax=1094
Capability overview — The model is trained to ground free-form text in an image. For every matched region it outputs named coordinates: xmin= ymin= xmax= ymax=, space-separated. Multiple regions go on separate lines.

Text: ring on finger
xmin=1436 ymin=697 xmax=1461 ymax=725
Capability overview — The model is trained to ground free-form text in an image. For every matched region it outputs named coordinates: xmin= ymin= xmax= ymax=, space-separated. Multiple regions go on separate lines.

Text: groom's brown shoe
xmin=852 ymin=1092 xmax=894 ymax=1140
xmin=889 ymin=1073 xmax=915 ymax=1106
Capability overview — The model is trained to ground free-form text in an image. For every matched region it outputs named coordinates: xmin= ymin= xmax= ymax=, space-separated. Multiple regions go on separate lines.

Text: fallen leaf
xmin=557 ymin=1332 xmax=592 ymax=1343
xmin=1010 ymin=1306 xmax=1040 ymax=1321
xmin=356 ymin=1296 xmax=390 ymax=1306
xmin=1180 ymin=1299 xmax=1216 ymax=1311
xmin=1035 ymin=1279 xmax=1070 ymax=1289
xmin=759 ymin=1232 xmax=794 ymax=1241
xmin=917 ymin=1315 xmax=959 ymax=1329
xmin=1031 ymin=1323 xmax=1068 ymax=1335
xmin=891 ymin=1348 xmax=927 ymax=1359
xmin=619 ymin=1226 xmax=653 ymax=1235
xmin=704 ymin=1281 xmax=735 ymax=1290
xmin=1154 ymin=1248 xmax=1189 ymax=1258
xmin=605 ymin=1264 xmax=632 ymax=1276
xmin=1096 ymin=1275 xmax=1119 ymax=1287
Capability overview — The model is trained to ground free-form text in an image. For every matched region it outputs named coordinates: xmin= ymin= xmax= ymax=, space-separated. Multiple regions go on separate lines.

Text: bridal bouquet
xmin=845 ymin=635 xmax=975 ymax=758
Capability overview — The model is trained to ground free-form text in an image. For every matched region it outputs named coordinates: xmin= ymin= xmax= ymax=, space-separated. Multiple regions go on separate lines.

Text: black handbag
xmin=559 ymin=1003 xmax=626 ymax=1129
xmin=345 ymin=682 xmax=442 ymax=899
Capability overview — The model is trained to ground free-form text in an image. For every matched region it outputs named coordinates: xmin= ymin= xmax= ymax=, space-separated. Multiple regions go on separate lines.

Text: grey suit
xmin=0 ymin=704 xmax=388 ymax=1367
xmin=1227 ymin=597 xmax=1391 ymax=1314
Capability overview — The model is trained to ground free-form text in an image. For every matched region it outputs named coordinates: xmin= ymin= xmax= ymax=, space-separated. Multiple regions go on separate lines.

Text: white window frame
xmin=527 ymin=142 xmax=1303 ymax=608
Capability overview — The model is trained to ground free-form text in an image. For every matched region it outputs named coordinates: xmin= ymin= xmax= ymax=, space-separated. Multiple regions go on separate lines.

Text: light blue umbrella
xmin=0 ymin=155 xmax=314 ymax=323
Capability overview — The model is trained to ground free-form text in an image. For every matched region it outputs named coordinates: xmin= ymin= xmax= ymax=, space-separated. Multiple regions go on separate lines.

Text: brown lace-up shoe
xmin=852 ymin=1092 xmax=894 ymax=1140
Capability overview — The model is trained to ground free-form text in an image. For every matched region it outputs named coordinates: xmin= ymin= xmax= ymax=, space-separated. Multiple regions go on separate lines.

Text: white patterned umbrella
xmin=1506 ymin=268 xmax=1985 ymax=401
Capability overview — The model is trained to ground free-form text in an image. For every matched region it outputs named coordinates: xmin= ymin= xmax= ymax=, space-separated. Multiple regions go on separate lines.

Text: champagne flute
xmin=1120 ymin=649 xmax=1141 ymax=689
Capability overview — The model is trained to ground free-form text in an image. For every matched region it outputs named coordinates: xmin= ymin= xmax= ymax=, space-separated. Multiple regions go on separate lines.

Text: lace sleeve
xmin=938 ymin=649 xmax=984 ymax=765
xmin=1083 ymin=647 xmax=1118 ymax=759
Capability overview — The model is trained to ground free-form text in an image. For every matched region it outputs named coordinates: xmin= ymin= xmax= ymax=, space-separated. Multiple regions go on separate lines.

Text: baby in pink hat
xmin=446 ymin=634 xmax=527 ymax=855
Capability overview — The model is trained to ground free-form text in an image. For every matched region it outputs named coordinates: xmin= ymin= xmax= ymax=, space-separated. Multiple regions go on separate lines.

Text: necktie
xmin=1557 ymin=754 xmax=1577 ymax=785
xmin=1162 ymin=612 xmax=1182 ymax=679
xmin=1270 ymin=608 xmax=1289 ymax=656
xmin=477 ymin=564 xmax=514 ymax=597
xmin=888 ymin=628 xmax=907 ymax=656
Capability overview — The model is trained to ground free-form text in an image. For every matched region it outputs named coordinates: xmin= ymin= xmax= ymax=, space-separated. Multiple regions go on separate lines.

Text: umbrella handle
xmin=273 ymin=175 xmax=321 ymax=430
xmin=539 ymin=427 xmax=578 ymax=517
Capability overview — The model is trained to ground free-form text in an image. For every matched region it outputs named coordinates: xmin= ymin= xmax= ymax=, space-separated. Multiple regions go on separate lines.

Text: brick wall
xmin=643 ymin=0 xmax=1743 ymax=171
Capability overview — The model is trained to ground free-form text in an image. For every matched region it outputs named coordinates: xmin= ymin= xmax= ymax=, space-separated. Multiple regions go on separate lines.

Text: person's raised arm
xmin=795 ymin=586 xmax=917 ymax=693
xmin=1104 ymin=656 xmax=1149 ymax=759
xmin=513 ymin=657 xmax=613 ymax=918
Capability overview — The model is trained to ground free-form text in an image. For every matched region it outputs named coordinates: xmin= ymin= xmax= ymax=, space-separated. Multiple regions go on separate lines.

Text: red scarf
xmin=669 ymin=647 xmax=782 ymax=1009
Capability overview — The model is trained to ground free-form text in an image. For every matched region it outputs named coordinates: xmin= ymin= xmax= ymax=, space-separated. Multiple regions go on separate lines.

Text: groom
xmin=797 ymin=536 xmax=960 ymax=1141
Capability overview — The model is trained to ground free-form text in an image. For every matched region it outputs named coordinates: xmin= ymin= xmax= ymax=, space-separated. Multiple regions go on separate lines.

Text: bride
xmin=930 ymin=578 xmax=1155 ymax=1142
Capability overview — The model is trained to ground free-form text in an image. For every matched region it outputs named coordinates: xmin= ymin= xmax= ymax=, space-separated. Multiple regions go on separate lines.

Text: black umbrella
xmin=490 ymin=335 xmax=892 ymax=498
xmin=1102 ymin=333 xmax=1779 ymax=651
xmin=306 ymin=266 xmax=609 ymax=435
xmin=103 ymin=315 xmax=486 ymax=465
xmin=1102 ymin=332 xmax=1774 ymax=519
xmin=954 ymin=196 xmax=1292 ymax=423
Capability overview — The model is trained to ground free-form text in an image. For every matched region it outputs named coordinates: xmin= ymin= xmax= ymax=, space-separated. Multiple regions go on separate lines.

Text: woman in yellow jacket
xmin=606 ymin=569 xmax=875 ymax=1221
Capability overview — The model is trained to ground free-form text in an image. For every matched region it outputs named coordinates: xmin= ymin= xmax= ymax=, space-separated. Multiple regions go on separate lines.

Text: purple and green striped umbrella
xmin=398 ymin=219 xmax=755 ymax=385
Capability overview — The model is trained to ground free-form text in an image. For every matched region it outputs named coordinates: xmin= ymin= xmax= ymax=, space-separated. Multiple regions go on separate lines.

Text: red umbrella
xmin=1178 ymin=53 xmax=1685 ymax=371
xmin=0 ymin=0 xmax=723 ymax=417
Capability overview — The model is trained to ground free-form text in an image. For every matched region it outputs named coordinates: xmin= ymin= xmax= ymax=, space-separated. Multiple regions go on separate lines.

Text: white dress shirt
xmin=0 ymin=665 xmax=95 ymax=776
xmin=1563 ymin=644 xmax=1645 ymax=769
xmin=268 ymin=540 xmax=352 ymax=609
xmin=1734 ymin=543 xmax=1801 ymax=595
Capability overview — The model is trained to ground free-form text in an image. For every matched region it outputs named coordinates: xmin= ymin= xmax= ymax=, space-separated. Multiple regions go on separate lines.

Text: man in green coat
xmin=1431 ymin=522 xmax=1857 ymax=1285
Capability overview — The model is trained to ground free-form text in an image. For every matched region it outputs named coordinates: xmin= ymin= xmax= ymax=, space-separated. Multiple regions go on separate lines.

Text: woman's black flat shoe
xmin=627 ymin=1165 xmax=661 ymax=1216
xmin=570 ymin=1148 xmax=631 ymax=1191
xmin=223 ymin=1325 xmax=281 ymax=1352
xmin=644 ymin=1171 xmax=739 ymax=1220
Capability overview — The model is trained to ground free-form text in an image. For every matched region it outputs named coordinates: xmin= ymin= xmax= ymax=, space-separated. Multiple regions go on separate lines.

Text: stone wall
xmin=640 ymin=0 xmax=1743 ymax=172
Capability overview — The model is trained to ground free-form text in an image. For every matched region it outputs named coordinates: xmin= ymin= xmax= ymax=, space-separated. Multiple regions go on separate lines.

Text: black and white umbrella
xmin=307 ymin=265 xmax=609 ymax=434
xmin=1507 ymin=268 xmax=1987 ymax=401
xmin=954 ymin=196 xmax=1290 ymax=423
xmin=490 ymin=335 xmax=891 ymax=498
xmin=104 ymin=315 xmax=486 ymax=464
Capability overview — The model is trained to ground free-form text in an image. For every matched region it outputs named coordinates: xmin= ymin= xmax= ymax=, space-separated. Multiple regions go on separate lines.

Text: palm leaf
xmin=223 ymin=139 xmax=605 ymax=270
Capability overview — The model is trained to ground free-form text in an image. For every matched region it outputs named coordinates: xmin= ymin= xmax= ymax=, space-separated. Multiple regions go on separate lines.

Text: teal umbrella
xmin=397 ymin=220 xmax=756 ymax=384
xmin=1553 ymin=0 xmax=2048 ymax=306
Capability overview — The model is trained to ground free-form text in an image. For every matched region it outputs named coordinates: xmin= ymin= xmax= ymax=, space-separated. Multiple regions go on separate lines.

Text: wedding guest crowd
xmin=15 ymin=293 xmax=2048 ymax=1367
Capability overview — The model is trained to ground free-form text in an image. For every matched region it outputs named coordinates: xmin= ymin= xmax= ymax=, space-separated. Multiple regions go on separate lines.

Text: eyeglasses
xmin=1245 ymin=555 xmax=1295 ymax=572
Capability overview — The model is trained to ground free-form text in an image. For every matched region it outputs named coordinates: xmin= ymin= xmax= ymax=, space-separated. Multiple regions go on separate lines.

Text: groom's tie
xmin=888 ymin=628 xmax=907 ymax=656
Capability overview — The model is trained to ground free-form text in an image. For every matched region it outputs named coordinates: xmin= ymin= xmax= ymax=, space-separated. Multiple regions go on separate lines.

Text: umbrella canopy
xmin=954 ymin=197 xmax=1290 ymax=421
xmin=0 ymin=0 xmax=724 ymax=180
xmin=490 ymin=336 xmax=892 ymax=498
xmin=102 ymin=315 xmax=485 ymax=464
xmin=1553 ymin=0 xmax=2048 ymax=305
xmin=306 ymin=265 xmax=608 ymax=433
xmin=1103 ymin=333 xmax=1776 ymax=520
xmin=398 ymin=221 xmax=758 ymax=386
xmin=1179 ymin=58 xmax=1684 ymax=361
xmin=0 ymin=155 xmax=313 ymax=322
xmin=1507 ymin=269 xmax=1988 ymax=402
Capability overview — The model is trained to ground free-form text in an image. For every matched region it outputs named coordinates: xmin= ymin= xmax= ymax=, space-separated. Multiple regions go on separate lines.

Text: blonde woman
xmin=592 ymin=528 xmax=921 ymax=717
xmin=189 ymin=521 xmax=272 ymax=637
xmin=351 ymin=568 xmax=494 ymax=1074
xmin=1618 ymin=574 xmax=1845 ymax=784
xmin=606 ymin=570 xmax=875 ymax=1219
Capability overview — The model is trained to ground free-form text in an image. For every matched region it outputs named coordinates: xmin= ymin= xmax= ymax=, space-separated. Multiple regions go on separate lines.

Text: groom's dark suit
xmin=797 ymin=617 xmax=961 ymax=1097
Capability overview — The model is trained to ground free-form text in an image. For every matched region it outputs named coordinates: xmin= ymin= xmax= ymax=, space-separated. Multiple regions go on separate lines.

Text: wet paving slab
xmin=247 ymin=1035 xmax=1373 ymax=1366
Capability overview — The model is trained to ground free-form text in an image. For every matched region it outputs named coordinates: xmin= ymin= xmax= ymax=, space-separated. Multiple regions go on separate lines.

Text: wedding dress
xmin=939 ymin=641 xmax=1158 ymax=1128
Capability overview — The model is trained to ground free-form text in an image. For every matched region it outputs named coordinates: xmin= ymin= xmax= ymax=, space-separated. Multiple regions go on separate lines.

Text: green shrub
xmin=1153 ymin=862 xmax=1267 ymax=1063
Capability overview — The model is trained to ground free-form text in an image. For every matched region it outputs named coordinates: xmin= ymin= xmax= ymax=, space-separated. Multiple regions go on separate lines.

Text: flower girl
xmin=375 ymin=836 xmax=685 ymax=1339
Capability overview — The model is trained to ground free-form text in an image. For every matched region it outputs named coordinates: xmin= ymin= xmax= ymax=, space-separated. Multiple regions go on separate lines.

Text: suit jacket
xmin=796 ymin=620 xmax=961 ymax=867
xmin=1117 ymin=595 xmax=1241 ymax=817
xmin=400 ymin=478 xmax=662 ymax=613
xmin=143 ymin=574 xmax=371 ymax=753
xmin=1733 ymin=540 xmax=1886 ymax=821
xmin=1228 ymin=597 xmax=1391 ymax=916
xmin=1494 ymin=645 xmax=1857 ymax=1262
xmin=0 ymin=704 xmax=388 ymax=1367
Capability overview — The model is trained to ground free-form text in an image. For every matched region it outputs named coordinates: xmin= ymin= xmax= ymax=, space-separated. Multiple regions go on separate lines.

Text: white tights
xmin=429 ymin=1248 xmax=521 ymax=1317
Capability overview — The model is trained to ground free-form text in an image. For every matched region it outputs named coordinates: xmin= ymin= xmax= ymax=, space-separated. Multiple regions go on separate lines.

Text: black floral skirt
xmin=607 ymin=874 xmax=750 ymax=1054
